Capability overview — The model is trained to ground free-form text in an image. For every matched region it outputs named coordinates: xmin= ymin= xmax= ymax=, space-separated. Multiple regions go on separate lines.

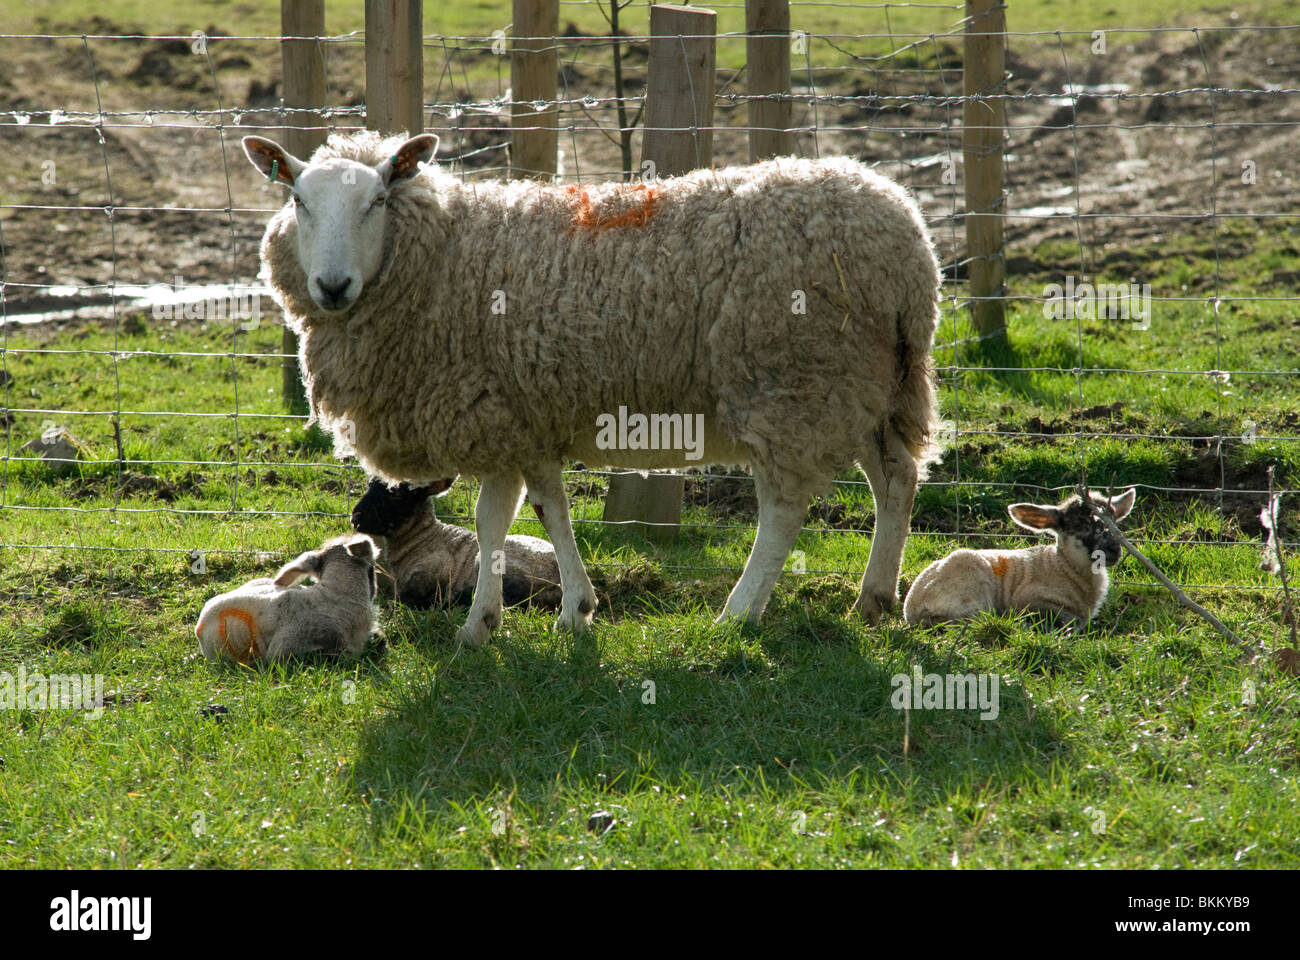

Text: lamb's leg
xmin=522 ymin=463 xmax=598 ymax=633
xmin=717 ymin=470 xmax=808 ymax=624
xmin=854 ymin=424 xmax=920 ymax=624
xmin=455 ymin=471 xmax=524 ymax=647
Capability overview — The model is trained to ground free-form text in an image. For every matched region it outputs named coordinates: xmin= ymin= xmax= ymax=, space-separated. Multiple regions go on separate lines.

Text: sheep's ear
xmin=242 ymin=136 xmax=305 ymax=187
xmin=1008 ymin=503 xmax=1061 ymax=532
xmin=427 ymin=476 xmax=456 ymax=497
xmin=377 ymin=134 xmax=439 ymax=185
xmin=1109 ymin=488 xmax=1136 ymax=520
xmin=273 ymin=550 xmax=320 ymax=587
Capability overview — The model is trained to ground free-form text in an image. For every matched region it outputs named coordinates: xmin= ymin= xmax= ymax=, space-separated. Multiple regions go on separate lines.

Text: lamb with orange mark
xmin=195 ymin=534 xmax=379 ymax=662
xmin=903 ymin=489 xmax=1136 ymax=628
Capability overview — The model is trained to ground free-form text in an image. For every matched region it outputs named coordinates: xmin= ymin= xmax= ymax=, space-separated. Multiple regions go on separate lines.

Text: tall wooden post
xmin=510 ymin=0 xmax=559 ymax=179
xmin=962 ymin=0 xmax=1006 ymax=338
xmin=639 ymin=5 xmax=716 ymax=172
xmin=746 ymin=0 xmax=792 ymax=161
xmin=365 ymin=0 xmax=423 ymax=135
xmin=279 ymin=0 xmax=325 ymax=413
xmin=603 ymin=5 xmax=716 ymax=543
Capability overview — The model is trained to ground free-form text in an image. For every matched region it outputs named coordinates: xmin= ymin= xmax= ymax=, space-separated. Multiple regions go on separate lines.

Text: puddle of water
xmin=1010 ymin=205 xmax=1076 ymax=219
xmin=2 ymin=282 xmax=272 ymax=326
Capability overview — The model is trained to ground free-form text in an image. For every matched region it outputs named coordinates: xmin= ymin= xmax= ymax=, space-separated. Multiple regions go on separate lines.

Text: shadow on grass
xmin=346 ymin=593 xmax=1065 ymax=838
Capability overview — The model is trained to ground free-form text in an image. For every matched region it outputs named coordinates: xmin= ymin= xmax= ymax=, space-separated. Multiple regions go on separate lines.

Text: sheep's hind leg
xmin=716 ymin=470 xmax=809 ymax=625
xmin=853 ymin=425 xmax=919 ymax=624
xmin=522 ymin=463 xmax=598 ymax=634
xmin=456 ymin=471 xmax=524 ymax=648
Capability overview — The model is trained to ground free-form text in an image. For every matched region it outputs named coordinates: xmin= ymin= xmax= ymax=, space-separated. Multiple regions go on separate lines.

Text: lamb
xmin=243 ymin=130 xmax=942 ymax=647
xmin=902 ymin=489 xmax=1137 ymax=628
xmin=350 ymin=476 xmax=563 ymax=609
xmin=195 ymin=534 xmax=379 ymax=662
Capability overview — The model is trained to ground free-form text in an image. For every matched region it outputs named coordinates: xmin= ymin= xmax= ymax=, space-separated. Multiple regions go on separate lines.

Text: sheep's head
xmin=351 ymin=477 xmax=455 ymax=538
xmin=241 ymin=133 xmax=439 ymax=314
xmin=1008 ymin=489 xmax=1136 ymax=571
xmin=274 ymin=534 xmax=379 ymax=599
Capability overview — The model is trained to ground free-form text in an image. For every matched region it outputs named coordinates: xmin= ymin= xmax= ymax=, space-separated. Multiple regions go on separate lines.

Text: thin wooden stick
xmin=1265 ymin=463 xmax=1298 ymax=650
xmin=1078 ymin=480 xmax=1248 ymax=648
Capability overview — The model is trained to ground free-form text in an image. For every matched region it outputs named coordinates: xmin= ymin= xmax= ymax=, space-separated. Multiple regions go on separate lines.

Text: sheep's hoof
xmin=712 ymin=606 xmax=758 ymax=628
xmin=554 ymin=601 xmax=596 ymax=635
xmin=455 ymin=614 xmax=497 ymax=648
xmin=851 ymin=593 xmax=895 ymax=625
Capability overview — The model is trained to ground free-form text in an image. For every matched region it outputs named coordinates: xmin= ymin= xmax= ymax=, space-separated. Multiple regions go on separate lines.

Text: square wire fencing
xmin=0 ymin=1 xmax=1296 ymax=600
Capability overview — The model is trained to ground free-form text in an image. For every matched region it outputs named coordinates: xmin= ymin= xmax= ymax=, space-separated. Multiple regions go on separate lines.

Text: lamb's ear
xmin=1109 ymin=488 xmax=1136 ymax=520
xmin=242 ymin=136 xmax=305 ymax=188
xmin=345 ymin=536 xmax=376 ymax=561
xmin=273 ymin=549 xmax=320 ymax=587
xmin=377 ymin=134 xmax=439 ymax=185
xmin=427 ymin=476 xmax=456 ymax=497
xmin=1008 ymin=503 xmax=1062 ymax=532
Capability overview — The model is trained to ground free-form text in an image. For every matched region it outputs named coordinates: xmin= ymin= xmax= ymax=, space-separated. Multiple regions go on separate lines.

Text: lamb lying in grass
xmin=903 ymin=489 xmax=1136 ymax=628
xmin=195 ymin=534 xmax=379 ymax=662
xmin=350 ymin=477 xmax=563 ymax=610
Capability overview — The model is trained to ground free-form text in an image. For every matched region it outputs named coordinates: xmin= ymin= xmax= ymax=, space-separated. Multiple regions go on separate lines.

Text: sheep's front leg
xmin=522 ymin=463 xmax=598 ymax=633
xmin=455 ymin=471 xmax=524 ymax=647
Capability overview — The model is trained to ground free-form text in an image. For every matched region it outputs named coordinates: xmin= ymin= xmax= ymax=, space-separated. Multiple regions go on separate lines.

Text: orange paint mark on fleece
xmin=567 ymin=184 xmax=661 ymax=232
xmin=988 ymin=556 xmax=1011 ymax=578
xmin=217 ymin=608 xmax=260 ymax=661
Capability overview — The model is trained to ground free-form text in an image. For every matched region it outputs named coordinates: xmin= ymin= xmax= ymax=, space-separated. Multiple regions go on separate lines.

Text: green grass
xmin=2 ymin=0 xmax=1300 ymax=871
xmin=2 ymin=210 xmax=1299 ymax=868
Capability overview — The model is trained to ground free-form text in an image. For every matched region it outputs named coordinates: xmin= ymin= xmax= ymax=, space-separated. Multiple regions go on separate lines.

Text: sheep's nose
xmin=315 ymin=275 xmax=352 ymax=308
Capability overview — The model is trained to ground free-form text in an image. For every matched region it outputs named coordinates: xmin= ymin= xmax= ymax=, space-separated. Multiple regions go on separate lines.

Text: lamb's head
xmin=273 ymin=533 xmax=379 ymax=599
xmin=351 ymin=477 xmax=456 ymax=538
xmin=1008 ymin=488 xmax=1136 ymax=570
xmin=241 ymin=133 xmax=439 ymax=314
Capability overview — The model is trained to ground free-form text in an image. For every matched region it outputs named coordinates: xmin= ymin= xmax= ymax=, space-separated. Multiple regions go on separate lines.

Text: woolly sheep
xmin=195 ymin=534 xmax=379 ymax=662
xmin=902 ymin=489 xmax=1137 ymax=628
xmin=350 ymin=477 xmax=563 ymax=609
xmin=243 ymin=131 xmax=942 ymax=647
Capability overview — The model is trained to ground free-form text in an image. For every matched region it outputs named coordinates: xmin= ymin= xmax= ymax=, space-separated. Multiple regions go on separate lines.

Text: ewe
xmin=350 ymin=477 xmax=563 ymax=609
xmin=902 ymin=489 xmax=1137 ymax=628
xmin=244 ymin=131 xmax=942 ymax=646
xmin=195 ymin=534 xmax=378 ymax=662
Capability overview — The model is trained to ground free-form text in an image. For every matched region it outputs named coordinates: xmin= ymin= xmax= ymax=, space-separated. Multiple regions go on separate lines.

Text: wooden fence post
xmin=279 ymin=0 xmax=325 ymax=413
xmin=602 ymin=4 xmax=716 ymax=543
xmin=746 ymin=0 xmax=792 ymax=161
xmin=511 ymin=0 xmax=559 ymax=179
xmin=365 ymin=0 xmax=423 ymax=135
xmin=963 ymin=0 xmax=1006 ymax=338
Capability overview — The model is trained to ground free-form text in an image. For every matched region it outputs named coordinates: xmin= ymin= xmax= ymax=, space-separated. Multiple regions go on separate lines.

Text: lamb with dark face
xmin=351 ymin=478 xmax=563 ymax=610
xmin=903 ymin=489 xmax=1136 ymax=628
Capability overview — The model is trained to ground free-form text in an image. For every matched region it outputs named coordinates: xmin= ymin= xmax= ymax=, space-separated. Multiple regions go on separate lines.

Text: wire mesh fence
xmin=1 ymin=2 xmax=1297 ymax=592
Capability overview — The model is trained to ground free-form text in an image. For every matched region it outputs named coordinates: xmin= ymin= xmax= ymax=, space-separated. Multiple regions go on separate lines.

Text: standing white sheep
xmin=242 ymin=131 xmax=942 ymax=646
xmin=902 ymin=489 xmax=1137 ymax=628
xmin=195 ymin=534 xmax=379 ymax=662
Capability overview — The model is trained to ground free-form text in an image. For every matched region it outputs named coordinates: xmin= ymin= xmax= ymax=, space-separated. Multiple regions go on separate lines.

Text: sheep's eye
xmin=367 ymin=194 xmax=386 ymax=213
xmin=293 ymin=195 xmax=308 ymax=215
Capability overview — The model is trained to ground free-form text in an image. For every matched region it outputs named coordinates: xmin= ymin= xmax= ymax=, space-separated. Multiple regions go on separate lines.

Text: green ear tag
xmin=268 ymin=158 xmax=279 ymax=184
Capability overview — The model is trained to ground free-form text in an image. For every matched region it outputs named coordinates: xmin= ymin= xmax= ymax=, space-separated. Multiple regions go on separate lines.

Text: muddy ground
xmin=0 ymin=16 xmax=1296 ymax=315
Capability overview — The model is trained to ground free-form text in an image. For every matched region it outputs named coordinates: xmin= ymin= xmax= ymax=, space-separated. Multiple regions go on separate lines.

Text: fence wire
xmin=1 ymin=7 xmax=1297 ymax=596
